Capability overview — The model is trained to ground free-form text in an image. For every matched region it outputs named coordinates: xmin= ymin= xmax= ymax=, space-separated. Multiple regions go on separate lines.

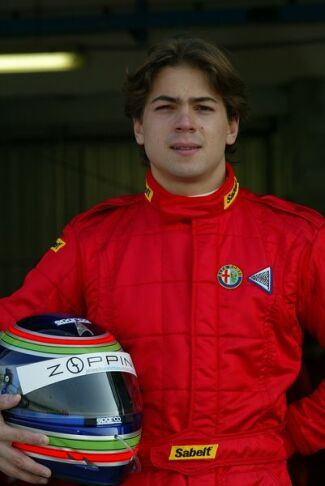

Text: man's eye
xmin=196 ymin=105 xmax=214 ymax=112
xmin=155 ymin=104 xmax=174 ymax=111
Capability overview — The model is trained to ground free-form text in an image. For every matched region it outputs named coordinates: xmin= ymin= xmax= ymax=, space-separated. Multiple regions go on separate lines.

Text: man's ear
xmin=133 ymin=118 xmax=144 ymax=145
xmin=226 ymin=116 xmax=239 ymax=146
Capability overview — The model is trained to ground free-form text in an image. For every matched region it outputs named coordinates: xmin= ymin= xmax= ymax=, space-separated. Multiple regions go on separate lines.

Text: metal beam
xmin=0 ymin=4 xmax=325 ymax=38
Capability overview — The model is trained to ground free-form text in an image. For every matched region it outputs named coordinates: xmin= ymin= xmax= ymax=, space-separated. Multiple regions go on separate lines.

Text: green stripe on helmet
xmin=48 ymin=433 xmax=141 ymax=451
xmin=1 ymin=333 xmax=121 ymax=355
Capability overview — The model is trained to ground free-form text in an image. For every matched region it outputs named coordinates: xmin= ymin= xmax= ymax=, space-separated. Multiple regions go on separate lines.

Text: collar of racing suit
xmin=144 ymin=162 xmax=239 ymax=221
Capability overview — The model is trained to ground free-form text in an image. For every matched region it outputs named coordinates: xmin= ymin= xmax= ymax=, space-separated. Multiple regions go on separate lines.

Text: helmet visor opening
xmin=21 ymin=372 xmax=142 ymax=417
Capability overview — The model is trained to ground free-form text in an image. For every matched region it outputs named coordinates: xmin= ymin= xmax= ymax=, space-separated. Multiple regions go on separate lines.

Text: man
xmin=0 ymin=37 xmax=324 ymax=485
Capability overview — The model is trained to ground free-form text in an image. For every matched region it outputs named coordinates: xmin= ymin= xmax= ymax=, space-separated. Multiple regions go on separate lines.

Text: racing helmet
xmin=0 ymin=314 xmax=142 ymax=485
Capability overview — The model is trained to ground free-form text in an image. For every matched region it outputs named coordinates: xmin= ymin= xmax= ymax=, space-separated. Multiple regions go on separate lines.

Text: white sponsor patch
xmin=17 ymin=352 xmax=136 ymax=394
xmin=97 ymin=416 xmax=122 ymax=425
xmin=54 ymin=318 xmax=92 ymax=326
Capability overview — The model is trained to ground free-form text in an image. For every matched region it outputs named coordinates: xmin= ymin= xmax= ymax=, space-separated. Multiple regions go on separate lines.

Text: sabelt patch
xmin=224 ymin=177 xmax=239 ymax=209
xmin=169 ymin=444 xmax=218 ymax=461
xmin=50 ymin=238 xmax=66 ymax=253
xmin=144 ymin=181 xmax=154 ymax=202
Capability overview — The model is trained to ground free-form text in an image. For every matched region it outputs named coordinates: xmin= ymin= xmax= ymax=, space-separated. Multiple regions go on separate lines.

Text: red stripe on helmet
xmin=13 ymin=442 xmax=138 ymax=463
xmin=8 ymin=325 xmax=115 ymax=346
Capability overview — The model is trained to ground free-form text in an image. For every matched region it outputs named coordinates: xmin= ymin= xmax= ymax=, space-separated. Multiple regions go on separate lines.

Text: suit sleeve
xmin=0 ymin=221 xmax=86 ymax=330
xmin=286 ymin=224 xmax=325 ymax=455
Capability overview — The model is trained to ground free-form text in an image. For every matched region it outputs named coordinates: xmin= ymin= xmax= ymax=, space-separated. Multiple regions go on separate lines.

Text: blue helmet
xmin=0 ymin=314 xmax=142 ymax=485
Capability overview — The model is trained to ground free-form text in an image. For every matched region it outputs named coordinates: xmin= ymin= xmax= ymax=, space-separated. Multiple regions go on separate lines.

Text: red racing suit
xmin=0 ymin=163 xmax=324 ymax=485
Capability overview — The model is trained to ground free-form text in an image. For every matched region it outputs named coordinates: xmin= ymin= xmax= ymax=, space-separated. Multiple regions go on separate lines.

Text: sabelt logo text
xmin=47 ymin=353 xmax=133 ymax=378
xmin=169 ymin=444 xmax=218 ymax=461
xmin=224 ymin=177 xmax=239 ymax=209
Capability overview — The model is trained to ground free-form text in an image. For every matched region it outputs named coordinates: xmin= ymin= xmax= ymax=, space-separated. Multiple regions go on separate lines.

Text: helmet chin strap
xmin=65 ymin=434 xmax=141 ymax=472
xmin=68 ymin=454 xmax=99 ymax=470
xmin=114 ymin=433 xmax=142 ymax=473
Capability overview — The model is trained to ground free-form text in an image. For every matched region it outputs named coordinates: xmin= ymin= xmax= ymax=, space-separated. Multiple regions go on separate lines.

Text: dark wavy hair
xmin=123 ymin=36 xmax=248 ymax=157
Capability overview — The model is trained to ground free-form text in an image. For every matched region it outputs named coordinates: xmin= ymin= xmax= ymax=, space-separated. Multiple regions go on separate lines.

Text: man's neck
xmin=150 ymin=166 xmax=226 ymax=197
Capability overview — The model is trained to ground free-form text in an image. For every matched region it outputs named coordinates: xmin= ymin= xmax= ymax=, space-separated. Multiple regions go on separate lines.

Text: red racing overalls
xmin=1 ymin=163 xmax=324 ymax=485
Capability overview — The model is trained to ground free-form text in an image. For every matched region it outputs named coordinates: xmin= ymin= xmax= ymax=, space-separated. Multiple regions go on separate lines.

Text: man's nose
xmin=175 ymin=108 xmax=196 ymax=132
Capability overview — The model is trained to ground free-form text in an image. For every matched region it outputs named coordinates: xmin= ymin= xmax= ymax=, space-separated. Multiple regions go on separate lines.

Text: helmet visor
xmin=6 ymin=351 xmax=142 ymax=419
xmin=22 ymin=371 xmax=142 ymax=417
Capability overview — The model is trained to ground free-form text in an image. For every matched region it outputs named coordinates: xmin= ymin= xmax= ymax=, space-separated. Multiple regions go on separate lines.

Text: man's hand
xmin=0 ymin=394 xmax=52 ymax=484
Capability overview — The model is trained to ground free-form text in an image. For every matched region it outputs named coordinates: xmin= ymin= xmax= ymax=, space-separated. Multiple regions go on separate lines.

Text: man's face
xmin=133 ymin=64 xmax=239 ymax=195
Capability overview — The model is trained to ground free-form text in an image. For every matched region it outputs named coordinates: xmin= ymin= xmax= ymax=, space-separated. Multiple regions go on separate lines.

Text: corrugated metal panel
xmin=0 ymin=140 xmax=146 ymax=295
xmin=233 ymin=136 xmax=269 ymax=195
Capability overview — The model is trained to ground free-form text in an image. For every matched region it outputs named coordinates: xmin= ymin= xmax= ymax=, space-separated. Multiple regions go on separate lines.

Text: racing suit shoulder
xmin=240 ymin=187 xmax=324 ymax=235
xmin=69 ymin=193 xmax=144 ymax=232
xmin=0 ymin=193 xmax=144 ymax=329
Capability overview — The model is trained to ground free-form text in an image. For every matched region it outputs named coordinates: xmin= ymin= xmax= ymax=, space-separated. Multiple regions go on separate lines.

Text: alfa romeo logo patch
xmin=217 ymin=264 xmax=243 ymax=289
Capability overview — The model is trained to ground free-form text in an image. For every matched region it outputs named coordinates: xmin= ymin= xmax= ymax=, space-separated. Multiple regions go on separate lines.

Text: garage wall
xmin=0 ymin=140 xmax=146 ymax=295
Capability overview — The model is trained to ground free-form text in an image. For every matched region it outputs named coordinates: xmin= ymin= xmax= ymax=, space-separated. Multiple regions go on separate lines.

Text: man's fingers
xmin=7 ymin=450 xmax=51 ymax=478
xmin=0 ymin=458 xmax=50 ymax=484
xmin=0 ymin=395 xmax=51 ymax=483
xmin=0 ymin=394 xmax=21 ymax=411
xmin=0 ymin=445 xmax=51 ymax=484
xmin=0 ymin=397 xmax=48 ymax=445
xmin=0 ymin=422 xmax=49 ymax=446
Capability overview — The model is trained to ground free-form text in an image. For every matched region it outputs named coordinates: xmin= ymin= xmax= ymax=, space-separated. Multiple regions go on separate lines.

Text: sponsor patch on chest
xmin=217 ymin=264 xmax=243 ymax=289
xmin=248 ymin=266 xmax=272 ymax=294
xmin=169 ymin=444 xmax=218 ymax=460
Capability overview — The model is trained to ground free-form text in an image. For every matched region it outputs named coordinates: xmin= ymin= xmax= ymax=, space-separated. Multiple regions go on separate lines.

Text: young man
xmin=0 ymin=37 xmax=324 ymax=485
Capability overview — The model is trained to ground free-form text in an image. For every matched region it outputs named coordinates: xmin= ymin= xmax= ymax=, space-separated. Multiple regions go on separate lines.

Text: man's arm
xmin=0 ymin=221 xmax=85 ymax=483
xmin=287 ymin=224 xmax=325 ymax=455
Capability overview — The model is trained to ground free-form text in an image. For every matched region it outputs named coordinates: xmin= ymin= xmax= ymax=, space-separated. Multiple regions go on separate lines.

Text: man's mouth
xmin=170 ymin=143 xmax=202 ymax=154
